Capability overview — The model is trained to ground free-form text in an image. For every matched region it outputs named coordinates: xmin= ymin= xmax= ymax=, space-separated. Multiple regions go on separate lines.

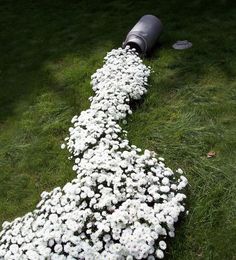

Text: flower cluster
xmin=0 ymin=46 xmax=188 ymax=259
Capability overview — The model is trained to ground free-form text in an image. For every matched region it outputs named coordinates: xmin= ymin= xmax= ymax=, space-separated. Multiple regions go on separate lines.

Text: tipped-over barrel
xmin=123 ymin=15 xmax=163 ymax=55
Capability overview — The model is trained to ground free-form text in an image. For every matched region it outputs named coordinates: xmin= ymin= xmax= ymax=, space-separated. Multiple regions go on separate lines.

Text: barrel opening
xmin=126 ymin=42 xmax=142 ymax=54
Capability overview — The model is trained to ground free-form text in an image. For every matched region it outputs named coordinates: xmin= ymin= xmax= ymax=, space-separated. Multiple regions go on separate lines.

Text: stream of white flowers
xmin=0 ymin=47 xmax=188 ymax=260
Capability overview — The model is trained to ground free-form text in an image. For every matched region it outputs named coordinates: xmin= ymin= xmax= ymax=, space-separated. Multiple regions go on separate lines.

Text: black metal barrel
xmin=123 ymin=15 xmax=163 ymax=55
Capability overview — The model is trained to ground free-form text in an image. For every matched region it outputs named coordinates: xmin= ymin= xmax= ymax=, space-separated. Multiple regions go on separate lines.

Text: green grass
xmin=0 ymin=0 xmax=235 ymax=259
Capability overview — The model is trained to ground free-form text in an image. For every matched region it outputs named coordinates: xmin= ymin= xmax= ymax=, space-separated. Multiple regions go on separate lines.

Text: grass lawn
xmin=0 ymin=0 xmax=236 ymax=259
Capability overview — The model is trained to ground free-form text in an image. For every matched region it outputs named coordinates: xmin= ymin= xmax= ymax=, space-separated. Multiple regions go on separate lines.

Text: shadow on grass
xmin=0 ymin=0 xmax=137 ymax=122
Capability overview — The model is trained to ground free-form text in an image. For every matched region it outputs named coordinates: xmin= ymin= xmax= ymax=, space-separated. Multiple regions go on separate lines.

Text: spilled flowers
xmin=0 ymin=47 xmax=188 ymax=259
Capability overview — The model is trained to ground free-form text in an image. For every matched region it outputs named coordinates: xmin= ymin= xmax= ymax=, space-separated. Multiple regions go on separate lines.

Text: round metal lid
xmin=172 ymin=40 xmax=192 ymax=50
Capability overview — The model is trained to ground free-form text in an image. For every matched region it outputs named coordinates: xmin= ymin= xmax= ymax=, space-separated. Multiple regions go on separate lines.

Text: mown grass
xmin=0 ymin=0 xmax=235 ymax=259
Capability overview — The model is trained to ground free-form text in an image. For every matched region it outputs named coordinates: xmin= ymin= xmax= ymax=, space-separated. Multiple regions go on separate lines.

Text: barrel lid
xmin=172 ymin=40 xmax=192 ymax=50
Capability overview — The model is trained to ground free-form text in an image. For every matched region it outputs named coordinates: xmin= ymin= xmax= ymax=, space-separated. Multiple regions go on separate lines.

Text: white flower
xmin=159 ymin=240 xmax=167 ymax=250
xmin=156 ymin=249 xmax=164 ymax=259
xmin=161 ymin=177 xmax=169 ymax=185
xmin=9 ymin=244 xmax=19 ymax=254
xmin=49 ymin=214 xmax=58 ymax=224
xmin=54 ymin=244 xmax=63 ymax=254
xmin=176 ymin=168 xmax=183 ymax=174
xmin=26 ymin=250 xmax=40 ymax=259
xmin=160 ymin=186 xmax=170 ymax=193
xmin=166 ymin=216 xmax=174 ymax=225
xmin=61 ymin=143 xmax=66 ymax=149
